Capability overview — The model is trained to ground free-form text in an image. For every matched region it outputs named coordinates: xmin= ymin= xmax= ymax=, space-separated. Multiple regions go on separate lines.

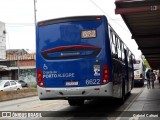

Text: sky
xmin=0 ymin=0 xmax=142 ymax=58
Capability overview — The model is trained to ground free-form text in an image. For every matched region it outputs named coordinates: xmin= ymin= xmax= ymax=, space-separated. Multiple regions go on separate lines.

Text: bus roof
xmin=38 ymin=15 xmax=105 ymax=26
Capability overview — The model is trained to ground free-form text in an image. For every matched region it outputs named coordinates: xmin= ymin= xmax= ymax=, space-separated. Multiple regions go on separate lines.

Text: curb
xmin=0 ymin=88 xmax=38 ymax=102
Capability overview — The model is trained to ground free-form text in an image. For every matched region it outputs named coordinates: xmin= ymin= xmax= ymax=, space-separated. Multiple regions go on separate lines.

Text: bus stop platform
xmin=120 ymin=80 xmax=160 ymax=120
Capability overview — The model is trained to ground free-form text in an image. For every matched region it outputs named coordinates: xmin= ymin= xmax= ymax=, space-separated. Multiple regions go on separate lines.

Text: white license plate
xmin=66 ymin=81 xmax=78 ymax=86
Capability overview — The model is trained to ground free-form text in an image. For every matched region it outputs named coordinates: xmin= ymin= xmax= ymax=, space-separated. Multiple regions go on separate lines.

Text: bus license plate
xmin=66 ymin=81 xmax=78 ymax=86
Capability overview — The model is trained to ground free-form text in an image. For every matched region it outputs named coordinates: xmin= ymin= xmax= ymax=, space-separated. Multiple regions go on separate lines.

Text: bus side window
xmin=114 ymin=35 xmax=118 ymax=58
xmin=117 ymin=38 xmax=122 ymax=61
xmin=115 ymin=36 xmax=117 ymax=54
xmin=127 ymin=50 xmax=130 ymax=67
xmin=132 ymin=54 xmax=135 ymax=68
xmin=112 ymin=43 xmax=116 ymax=57
xmin=121 ymin=43 xmax=125 ymax=62
xmin=110 ymin=30 xmax=117 ymax=58
xmin=124 ymin=45 xmax=127 ymax=62
xmin=128 ymin=52 xmax=132 ymax=68
xmin=109 ymin=28 xmax=112 ymax=50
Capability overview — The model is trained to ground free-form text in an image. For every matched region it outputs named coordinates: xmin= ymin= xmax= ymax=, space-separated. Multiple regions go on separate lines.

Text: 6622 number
xmin=86 ymin=79 xmax=100 ymax=85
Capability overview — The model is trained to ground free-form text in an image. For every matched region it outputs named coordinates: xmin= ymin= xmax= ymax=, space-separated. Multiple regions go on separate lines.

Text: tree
xmin=141 ymin=55 xmax=151 ymax=69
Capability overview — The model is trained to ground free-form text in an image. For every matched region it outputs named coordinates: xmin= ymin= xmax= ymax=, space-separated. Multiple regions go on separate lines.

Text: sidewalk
xmin=129 ymin=80 xmax=160 ymax=111
xmin=120 ymin=80 xmax=160 ymax=120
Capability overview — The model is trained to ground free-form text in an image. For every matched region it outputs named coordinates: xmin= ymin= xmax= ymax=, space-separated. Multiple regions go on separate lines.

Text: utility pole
xmin=33 ymin=0 xmax=37 ymax=49
xmin=33 ymin=0 xmax=37 ymax=28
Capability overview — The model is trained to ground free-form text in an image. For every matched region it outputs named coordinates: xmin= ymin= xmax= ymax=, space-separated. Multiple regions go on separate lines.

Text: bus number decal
xmin=86 ymin=79 xmax=100 ymax=85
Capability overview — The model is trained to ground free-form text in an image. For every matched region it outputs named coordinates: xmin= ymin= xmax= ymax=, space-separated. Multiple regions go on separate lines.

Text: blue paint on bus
xmin=36 ymin=15 xmax=135 ymax=105
xmin=36 ymin=16 xmax=111 ymax=88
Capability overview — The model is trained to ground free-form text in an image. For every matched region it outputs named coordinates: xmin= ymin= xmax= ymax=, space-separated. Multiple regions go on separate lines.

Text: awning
xmin=115 ymin=0 xmax=160 ymax=69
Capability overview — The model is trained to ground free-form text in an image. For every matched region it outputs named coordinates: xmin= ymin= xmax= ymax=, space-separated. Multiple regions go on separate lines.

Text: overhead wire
xmin=89 ymin=0 xmax=130 ymax=33
xmin=89 ymin=0 xmax=141 ymax=57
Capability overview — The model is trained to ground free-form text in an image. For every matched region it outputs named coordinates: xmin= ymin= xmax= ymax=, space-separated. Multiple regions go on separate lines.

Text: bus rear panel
xmin=134 ymin=59 xmax=145 ymax=86
xmin=36 ymin=16 xmax=112 ymax=100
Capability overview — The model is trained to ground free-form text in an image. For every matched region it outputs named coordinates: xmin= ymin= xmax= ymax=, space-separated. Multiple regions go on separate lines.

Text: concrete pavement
xmin=129 ymin=80 xmax=160 ymax=111
xmin=119 ymin=79 xmax=160 ymax=120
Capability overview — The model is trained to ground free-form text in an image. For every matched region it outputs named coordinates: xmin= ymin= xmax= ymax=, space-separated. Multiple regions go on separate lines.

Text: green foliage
xmin=141 ymin=55 xmax=151 ymax=69
xmin=31 ymin=84 xmax=37 ymax=88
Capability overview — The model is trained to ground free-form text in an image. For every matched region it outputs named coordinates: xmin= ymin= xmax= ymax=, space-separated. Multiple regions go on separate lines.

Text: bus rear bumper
xmin=134 ymin=78 xmax=144 ymax=83
xmin=134 ymin=78 xmax=144 ymax=86
xmin=37 ymin=82 xmax=113 ymax=100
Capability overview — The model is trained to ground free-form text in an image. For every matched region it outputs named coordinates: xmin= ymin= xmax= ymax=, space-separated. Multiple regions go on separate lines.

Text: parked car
xmin=17 ymin=80 xmax=28 ymax=87
xmin=0 ymin=80 xmax=22 ymax=91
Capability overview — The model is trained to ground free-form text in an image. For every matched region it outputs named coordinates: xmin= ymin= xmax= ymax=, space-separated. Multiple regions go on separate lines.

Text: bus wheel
xmin=68 ymin=99 xmax=84 ymax=106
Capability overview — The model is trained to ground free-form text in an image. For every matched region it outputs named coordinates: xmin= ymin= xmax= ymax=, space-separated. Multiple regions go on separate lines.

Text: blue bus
xmin=36 ymin=15 xmax=135 ymax=106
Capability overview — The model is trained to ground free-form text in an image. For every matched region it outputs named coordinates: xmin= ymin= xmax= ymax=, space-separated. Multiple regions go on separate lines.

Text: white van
xmin=134 ymin=59 xmax=146 ymax=86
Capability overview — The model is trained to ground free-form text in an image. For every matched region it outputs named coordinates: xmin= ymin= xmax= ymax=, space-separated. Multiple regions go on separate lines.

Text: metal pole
xmin=33 ymin=0 xmax=37 ymax=50
xmin=33 ymin=0 xmax=37 ymax=27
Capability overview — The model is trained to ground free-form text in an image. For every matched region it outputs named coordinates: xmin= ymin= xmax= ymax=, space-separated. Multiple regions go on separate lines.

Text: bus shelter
xmin=115 ymin=0 xmax=160 ymax=69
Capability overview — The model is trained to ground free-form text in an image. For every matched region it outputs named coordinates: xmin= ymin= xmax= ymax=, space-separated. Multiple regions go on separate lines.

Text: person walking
xmin=150 ymin=70 xmax=156 ymax=89
xmin=146 ymin=69 xmax=151 ymax=89
xmin=157 ymin=70 xmax=160 ymax=86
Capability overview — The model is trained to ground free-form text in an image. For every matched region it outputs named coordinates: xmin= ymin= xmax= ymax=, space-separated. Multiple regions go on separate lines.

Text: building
xmin=0 ymin=49 xmax=36 ymax=83
xmin=0 ymin=22 xmax=36 ymax=83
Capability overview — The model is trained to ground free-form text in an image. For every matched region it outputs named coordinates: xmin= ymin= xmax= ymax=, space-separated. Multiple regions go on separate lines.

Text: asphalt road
xmin=0 ymin=85 xmax=145 ymax=120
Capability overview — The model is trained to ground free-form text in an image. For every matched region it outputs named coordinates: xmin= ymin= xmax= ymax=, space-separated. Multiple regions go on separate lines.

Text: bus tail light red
xmin=37 ymin=68 xmax=45 ymax=87
xmin=101 ymin=65 xmax=110 ymax=85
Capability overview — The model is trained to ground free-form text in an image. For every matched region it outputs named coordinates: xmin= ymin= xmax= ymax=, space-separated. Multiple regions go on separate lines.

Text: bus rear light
xmin=102 ymin=79 xmax=107 ymax=83
xmin=101 ymin=65 xmax=110 ymax=85
xmin=102 ymin=79 xmax=109 ymax=85
xmin=104 ymin=70 xmax=108 ymax=74
xmin=104 ymin=75 xmax=108 ymax=78
xmin=37 ymin=68 xmax=45 ymax=87
xmin=40 ymin=82 xmax=44 ymax=86
xmin=96 ymin=17 xmax=102 ymax=20
xmin=39 ymin=22 xmax=45 ymax=26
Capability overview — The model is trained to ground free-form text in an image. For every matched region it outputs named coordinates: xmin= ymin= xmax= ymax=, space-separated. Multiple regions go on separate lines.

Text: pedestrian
xmin=150 ymin=70 xmax=156 ymax=89
xmin=157 ymin=70 xmax=160 ymax=86
xmin=146 ymin=69 xmax=151 ymax=89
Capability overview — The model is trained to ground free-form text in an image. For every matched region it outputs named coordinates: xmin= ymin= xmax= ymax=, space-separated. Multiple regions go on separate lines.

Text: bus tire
xmin=68 ymin=99 xmax=84 ymax=106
